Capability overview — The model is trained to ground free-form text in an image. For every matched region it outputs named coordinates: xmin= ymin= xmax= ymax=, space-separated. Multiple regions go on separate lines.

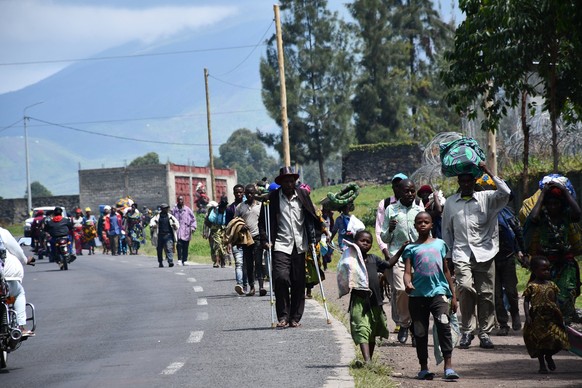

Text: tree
xmin=25 ymin=181 xmax=52 ymax=198
xmin=347 ymin=0 xmax=406 ymax=143
xmin=442 ymin=0 xmax=582 ymax=174
xmin=128 ymin=152 xmax=160 ymax=167
xmin=216 ymin=128 xmax=279 ymax=186
xmin=259 ymin=0 xmax=354 ymax=185
xmin=348 ymin=0 xmax=458 ymax=144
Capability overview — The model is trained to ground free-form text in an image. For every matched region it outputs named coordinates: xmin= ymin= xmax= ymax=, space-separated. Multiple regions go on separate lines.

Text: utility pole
xmin=204 ymin=68 xmax=216 ymax=200
xmin=274 ymin=4 xmax=291 ymax=167
xmin=23 ymin=101 xmax=44 ymax=213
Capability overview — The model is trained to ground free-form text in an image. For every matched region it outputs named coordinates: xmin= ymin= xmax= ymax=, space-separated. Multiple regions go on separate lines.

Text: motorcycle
xmin=44 ymin=236 xmax=77 ymax=271
xmin=0 ymin=261 xmax=36 ymax=369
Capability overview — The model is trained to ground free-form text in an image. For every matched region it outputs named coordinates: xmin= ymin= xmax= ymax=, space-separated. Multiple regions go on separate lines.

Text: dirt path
xmin=314 ymin=273 xmax=582 ymax=388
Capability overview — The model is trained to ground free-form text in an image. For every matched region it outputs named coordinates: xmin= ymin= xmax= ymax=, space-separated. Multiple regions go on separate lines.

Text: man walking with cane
xmin=259 ymin=167 xmax=322 ymax=328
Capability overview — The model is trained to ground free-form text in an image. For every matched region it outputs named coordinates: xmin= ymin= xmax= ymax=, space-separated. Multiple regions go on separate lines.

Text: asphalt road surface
xmin=1 ymin=250 xmax=353 ymax=388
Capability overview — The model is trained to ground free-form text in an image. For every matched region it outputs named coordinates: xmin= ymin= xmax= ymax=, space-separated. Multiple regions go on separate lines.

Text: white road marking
xmin=193 ymin=286 xmax=203 ymax=292
xmin=187 ymin=331 xmax=204 ymax=343
xmin=175 ymin=272 xmax=186 ymax=276
xmin=187 ymin=277 xmax=197 ymax=283
xmin=161 ymin=361 xmax=185 ymax=375
xmin=197 ymin=298 xmax=208 ymax=305
xmin=196 ymin=312 xmax=208 ymax=321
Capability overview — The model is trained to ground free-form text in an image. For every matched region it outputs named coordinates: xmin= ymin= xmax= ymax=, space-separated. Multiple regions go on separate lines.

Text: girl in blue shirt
xmin=403 ymin=212 xmax=459 ymax=380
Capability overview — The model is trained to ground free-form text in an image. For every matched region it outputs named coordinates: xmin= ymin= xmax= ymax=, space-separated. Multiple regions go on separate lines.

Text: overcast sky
xmin=0 ymin=0 xmax=265 ymax=94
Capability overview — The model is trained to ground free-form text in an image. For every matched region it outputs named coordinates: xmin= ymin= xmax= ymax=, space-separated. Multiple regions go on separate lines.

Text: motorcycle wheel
xmin=62 ymin=255 xmax=68 ymax=270
xmin=0 ymin=350 xmax=7 ymax=369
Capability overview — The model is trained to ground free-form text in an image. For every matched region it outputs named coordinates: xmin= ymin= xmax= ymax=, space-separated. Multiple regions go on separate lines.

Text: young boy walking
xmin=403 ymin=212 xmax=460 ymax=380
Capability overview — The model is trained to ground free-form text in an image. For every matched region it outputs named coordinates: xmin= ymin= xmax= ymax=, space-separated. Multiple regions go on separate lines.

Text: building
xmin=79 ymin=163 xmax=237 ymax=213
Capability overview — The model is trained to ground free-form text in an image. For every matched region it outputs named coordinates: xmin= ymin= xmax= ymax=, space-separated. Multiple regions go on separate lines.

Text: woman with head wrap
xmin=525 ymin=180 xmax=582 ymax=324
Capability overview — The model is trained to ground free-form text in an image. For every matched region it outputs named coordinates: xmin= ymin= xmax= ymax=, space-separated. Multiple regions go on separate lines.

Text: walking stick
xmin=311 ymin=243 xmax=331 ymax=324
xmin=263 ymin=200 xmax=277 ymax=328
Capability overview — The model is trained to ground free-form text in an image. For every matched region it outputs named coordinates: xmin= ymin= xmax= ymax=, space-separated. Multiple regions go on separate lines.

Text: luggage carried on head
xmin=439 ymin=137 xmax=486 ymax=178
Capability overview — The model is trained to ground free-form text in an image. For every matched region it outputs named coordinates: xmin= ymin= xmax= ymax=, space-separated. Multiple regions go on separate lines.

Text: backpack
xmin=498 ymin=207 xmax=517 ymax=257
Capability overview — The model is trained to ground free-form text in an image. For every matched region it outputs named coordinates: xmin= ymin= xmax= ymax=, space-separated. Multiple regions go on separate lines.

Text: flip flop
xmin=289 ymin=321 xmax=302 ymax=328
xmin=276 ymin=320 xmax=288 ymax=328
xmin=416 ymin=370 xmax=434 ymax=380
xmin=444 ymin=368 xmax=460 ymax=379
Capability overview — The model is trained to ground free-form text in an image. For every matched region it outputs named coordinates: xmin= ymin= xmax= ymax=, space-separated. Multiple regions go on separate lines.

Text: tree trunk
xmin=550 ymin=43 xmax=559 ymax=172
xmin=521 ymin=90 xmax=530 ymax=195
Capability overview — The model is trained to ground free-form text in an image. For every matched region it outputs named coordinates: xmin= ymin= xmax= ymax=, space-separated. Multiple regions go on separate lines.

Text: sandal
xmin=289 ymin=321 xmax=302 ymax=328
xmin=444 ymin=368 xmax=460 ymax=379
xmin=21 ymin=330 xmax=35 ymax=337
xmin=416 ymin=370 xmax=434 ymax=380
xmin=276 ymin=320 xmax=288 ymax=328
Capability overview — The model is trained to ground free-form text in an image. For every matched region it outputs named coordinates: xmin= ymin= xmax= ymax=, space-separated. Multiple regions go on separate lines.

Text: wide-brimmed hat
xmin=274 ymin=166 xmax=300 ymax=185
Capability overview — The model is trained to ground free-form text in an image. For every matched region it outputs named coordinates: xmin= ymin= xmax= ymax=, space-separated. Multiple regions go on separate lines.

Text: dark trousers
xmin=109 ymin=234 xmax=119 ymax=255
xmin=243 ymin=238 xmax=264 ymax=289
xmin=494 ymin=256 xmax=520 ymax=327
xmin=273 ymin=247 xmax=305 ymax=323
xmin=409 ymin=295 xmax=453 ymax=365
xmin=157 ymin=234 xmax=174 ymax=264
xmin=176 ymin=239 xmax=190 ymax=263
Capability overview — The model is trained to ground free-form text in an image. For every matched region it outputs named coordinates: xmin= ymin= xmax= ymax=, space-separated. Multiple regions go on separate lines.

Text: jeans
xmin=6 ymin=280 xmax=26 ymax=326
xmin=157 ymin=234 xmax=174 ymax=264
xmin=243 ymin=239 xmax=264 ymax=289
xmin=176 ymin=239 xmax=190 ymax=263
xmin=232 ymin=245 xmax=247 ymax=287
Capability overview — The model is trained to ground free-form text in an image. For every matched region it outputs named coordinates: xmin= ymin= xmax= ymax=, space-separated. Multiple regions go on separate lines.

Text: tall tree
xmin=215 ymin=128 xmax=279 ymax=186
xmin=348 ymin=0 xmax=406 ymax=143
xmin=391 ymin=0 xmax=457 ymax=142
xmin=443 ymin=0 xmax=582 ymax=172
xmin=348 ymin=0 xmax=457 ymax=144
xmin=259 ymin=0 xmax=354 ymax=185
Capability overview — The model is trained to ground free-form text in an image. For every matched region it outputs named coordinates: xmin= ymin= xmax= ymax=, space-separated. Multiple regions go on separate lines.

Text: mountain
xmin=0 ymin=16 xmax=276 ymax=199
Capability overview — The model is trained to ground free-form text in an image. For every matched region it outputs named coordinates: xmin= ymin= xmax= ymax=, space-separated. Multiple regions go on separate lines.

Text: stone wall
xmin=79 ymin=164 xmax=169 ymax=213
xmin=342 ymin=142 xmax=422 ymax=184
xmin=0 ymin=195 xmax=80 ymax=226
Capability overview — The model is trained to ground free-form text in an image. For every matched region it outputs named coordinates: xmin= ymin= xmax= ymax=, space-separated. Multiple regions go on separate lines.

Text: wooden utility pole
xmin=485 ymin=81 xmax=498 ymax=176
xmin=274 ymin=4 xmax=291 ymax=167
xmin=204 ymin=68 xmax=216 ymax=200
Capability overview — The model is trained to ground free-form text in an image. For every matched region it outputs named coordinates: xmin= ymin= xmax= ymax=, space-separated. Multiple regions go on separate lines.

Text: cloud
xmin=0 ymin=0 xmax=238 ymax=92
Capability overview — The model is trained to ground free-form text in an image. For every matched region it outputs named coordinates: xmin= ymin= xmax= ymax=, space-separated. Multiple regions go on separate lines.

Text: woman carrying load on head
xmin=524 ymin=177 xmax=582 ymax=325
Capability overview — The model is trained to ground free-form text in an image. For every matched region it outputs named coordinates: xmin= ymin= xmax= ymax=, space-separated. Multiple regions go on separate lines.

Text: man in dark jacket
xmin=259 ymin=167 xmax=322 ymax=328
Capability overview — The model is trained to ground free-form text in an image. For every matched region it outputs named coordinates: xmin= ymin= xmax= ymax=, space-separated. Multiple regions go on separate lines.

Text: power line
xmin=16 ymin=109 xmax=267 ymax=128
xmin=0 ymin=44 xmax=267 ymax=66
xmin=28 ymin=117 xmax=221 ymax=147
xmin=214 ymin=20 xmax=274 ymax=77
xmin=0 ymin=118 xmax=23 ymax=133
xmin=208 ymin=75 xmax=263 ymax=91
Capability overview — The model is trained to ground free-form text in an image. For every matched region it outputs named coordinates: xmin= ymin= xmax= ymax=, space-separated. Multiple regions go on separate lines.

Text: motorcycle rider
xmin=44 ymin=206 xmax=74 ymax=268
xmin=0 ymin=227 xmax=35 ymax=336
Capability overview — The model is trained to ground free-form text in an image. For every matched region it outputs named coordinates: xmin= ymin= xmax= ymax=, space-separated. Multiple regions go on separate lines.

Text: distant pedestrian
xmin=235 ymin=184 xmax=264 ymax=296
xmin=172 ymin=196 xmax=197 ymax=266
xmin=98 ymin=206 xmax=111 ymax=254
xmin=226 ymin=184 xmax=248 ymax=295
xmin=124 ymin=203 xmax=144 ymax=255
xmin=107 ymin=207 xmax=122 ymax=256
xmin=523 ymin=256 xmax=570 ymax=374
xmin=149 ymin=203 xmax=179 ymax=268
xmin=204 ymin=197 xmax=229 ymax=268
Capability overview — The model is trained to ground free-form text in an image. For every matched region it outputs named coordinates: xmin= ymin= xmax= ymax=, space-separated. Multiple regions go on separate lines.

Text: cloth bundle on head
xmin=299 ymin=182 xmax=311 ymax=194
xmin=36 ymin=210 xmax=44 ymax=215
xmin=85 ymin=207 xmax=91 ymax=212
xmin=322 ymin=182 xmax=360 ymax=211
xmin=539 ymin=173 xmax=576 ymax=199
xmin=440 ymin=137 xmax=486 ymax=178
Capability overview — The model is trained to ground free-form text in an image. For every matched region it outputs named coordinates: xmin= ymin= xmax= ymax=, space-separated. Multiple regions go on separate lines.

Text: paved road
xmin=1 ymin=251 xmax=353 ymax=387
